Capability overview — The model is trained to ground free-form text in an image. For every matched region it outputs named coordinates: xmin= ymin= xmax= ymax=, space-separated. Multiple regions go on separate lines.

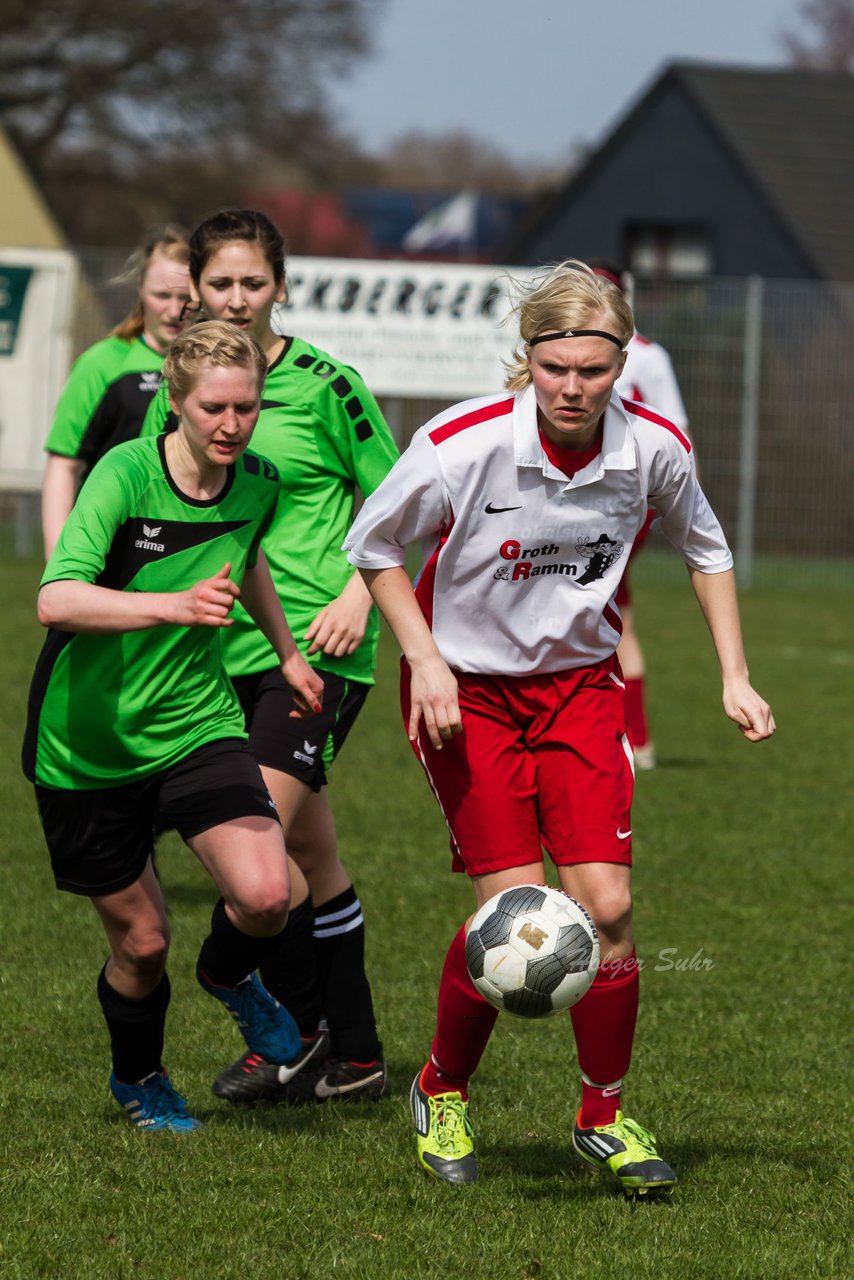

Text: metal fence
xmin=377 ymin=275 xmax=854 ymax=590
xmin=5 ymin=253 xmax=853 ymax=589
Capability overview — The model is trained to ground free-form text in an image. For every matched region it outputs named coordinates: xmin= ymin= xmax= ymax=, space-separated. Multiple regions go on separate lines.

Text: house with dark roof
xmin=507 ymin=63 xmax=854 ymax=281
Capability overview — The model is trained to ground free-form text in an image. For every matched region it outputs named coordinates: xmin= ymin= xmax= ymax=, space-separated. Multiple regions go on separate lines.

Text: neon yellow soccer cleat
xmin=572 ymin=1109 xmax=677 ymax=1196
xmin=410 ymin=1069 xmax=478 ymax=1184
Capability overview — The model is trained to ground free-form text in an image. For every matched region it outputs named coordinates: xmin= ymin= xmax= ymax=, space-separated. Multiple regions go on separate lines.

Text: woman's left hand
xmin=281 ymin=652 xmax=324 ymax=717
xmin=305 ymin=584 xmax=372 ymax=658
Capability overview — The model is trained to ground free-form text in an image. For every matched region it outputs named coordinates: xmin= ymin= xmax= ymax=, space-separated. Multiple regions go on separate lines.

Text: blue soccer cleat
xmin=196 ymin=964 xmax=301 ymax=1064
xmin=110 ymin=1069 xmax=202 ymax=1132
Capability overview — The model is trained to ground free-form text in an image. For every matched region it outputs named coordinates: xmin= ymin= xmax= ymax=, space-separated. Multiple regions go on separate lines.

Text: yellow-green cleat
xmin=410 ymin=1069 xmax=478 ymax=1184
xmin=572 ymin=1109 xmax=676 ymax=1197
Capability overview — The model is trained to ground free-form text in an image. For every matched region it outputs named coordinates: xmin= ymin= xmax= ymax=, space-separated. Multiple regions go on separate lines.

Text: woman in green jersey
xmin=25 ymin=322 xmax=325 ymax=1132
xmin=42 ymin=226 xmax=191 ymax=557
xmin=144 ymin=208 xmax=399 ymax=1104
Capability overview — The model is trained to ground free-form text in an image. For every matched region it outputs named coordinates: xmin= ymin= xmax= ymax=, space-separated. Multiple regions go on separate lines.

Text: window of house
xmin=625 ymin=225 xmax=712 ymax=279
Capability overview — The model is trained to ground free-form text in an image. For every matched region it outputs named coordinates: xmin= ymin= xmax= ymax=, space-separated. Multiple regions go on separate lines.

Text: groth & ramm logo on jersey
xmin=493 ymin=534 xmax=624 ymax=583
xmin=135 ymin=523 xmax=165 ymax=553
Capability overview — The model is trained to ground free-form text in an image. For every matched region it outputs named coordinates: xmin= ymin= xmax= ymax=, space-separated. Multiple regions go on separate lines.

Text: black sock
xmin=97 ymin=963 xmax=170 ymax=1083
xmin=259 ymin=898 xmax=323 ymax=1039
xmin=313 ymin=886 xmax=381 ymax=1062
xmin=197 ymin=898 xmax=284 ymax=990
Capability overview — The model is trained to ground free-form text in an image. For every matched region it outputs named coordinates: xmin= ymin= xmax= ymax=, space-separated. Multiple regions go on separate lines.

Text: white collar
xmin=513 ymin=386 xmax=636 ymax=486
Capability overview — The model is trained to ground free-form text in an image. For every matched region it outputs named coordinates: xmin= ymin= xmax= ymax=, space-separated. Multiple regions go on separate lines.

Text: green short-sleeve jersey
xmin=23 ymin=435 xmax=280 ymax=789
xmin=141 ymin=335 xmax=399 ymax=684
xmin=45 ymin=335 xmax=164 ymax=476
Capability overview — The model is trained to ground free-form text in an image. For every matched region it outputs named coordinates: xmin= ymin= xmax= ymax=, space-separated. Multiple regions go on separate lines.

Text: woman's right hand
xmin=408 ymin=654 xmax=462 ymax=750
xmin=172 ymin=563 xmax=241 ymax=627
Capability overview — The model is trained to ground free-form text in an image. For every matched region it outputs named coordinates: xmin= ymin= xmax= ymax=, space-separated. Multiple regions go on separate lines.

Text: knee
xmin=584 ymin=884 xmax=633 ymax=941
xmin=119 ymin=923 xmax=170 ymax=982
xmin=229 ymin=885 xmax=290 ymax=937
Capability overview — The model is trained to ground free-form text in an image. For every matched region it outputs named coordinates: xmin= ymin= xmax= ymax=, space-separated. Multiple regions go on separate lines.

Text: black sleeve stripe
xmin=344 ymin=396 xmax=364 ymax=421
xmin=331 ymin=374 xmax=352 ymax=397
xmin=294 ymin=354 xmax=315 ymax=369
xmin=354 ymin=420 xmax=374 ymax=442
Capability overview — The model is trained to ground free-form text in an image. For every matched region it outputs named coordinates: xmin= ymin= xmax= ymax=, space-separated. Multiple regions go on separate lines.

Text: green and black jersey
xmin=23 ymin=435 xmax=280 ymax=790
xmin=142 ymin=335 xmax=399 ymax=684
xmin=45 ymin=335 xmax=165 ymax=479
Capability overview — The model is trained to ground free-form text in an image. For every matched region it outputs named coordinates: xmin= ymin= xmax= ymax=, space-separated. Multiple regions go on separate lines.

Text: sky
xmin=330 ymin=0 xmax=805 ymax=166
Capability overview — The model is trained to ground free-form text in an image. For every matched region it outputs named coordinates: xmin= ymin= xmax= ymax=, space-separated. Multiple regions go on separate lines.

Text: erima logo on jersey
xmin=135 ymin=522 xmax=165 ymax=553
xmin=293 ymin=741 xmax=318 ymax=767
xmin=139 ymin=371 xmax=161 ymax=391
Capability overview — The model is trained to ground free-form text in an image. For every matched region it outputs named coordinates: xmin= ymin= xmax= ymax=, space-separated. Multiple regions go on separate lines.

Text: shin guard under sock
xmin=97 ymin=963 xmax=170 ymax=1083
xmin=313 ymin=885 xmax=381 ymax=1062
xmin=421 ymin=926 xmax=499 ymax=1100
xmin=197 ymin=897 xmax=284 ymax=990
xmin=570 ymin=951 xmax=639 ymax=1126
xmin=259 ymin=897 xmax=323 ymax=1038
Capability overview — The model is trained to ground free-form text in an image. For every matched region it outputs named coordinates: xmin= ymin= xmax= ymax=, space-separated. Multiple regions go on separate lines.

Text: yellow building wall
xmin=0 ymin=130 xmax=66 ymax=249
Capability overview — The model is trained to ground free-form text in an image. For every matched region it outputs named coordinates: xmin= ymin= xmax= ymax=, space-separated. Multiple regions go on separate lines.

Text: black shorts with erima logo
xmin=35 ymin=738 xmax=278 ymax=897
xmin=231 ymin=667 xmax=369 ymax=791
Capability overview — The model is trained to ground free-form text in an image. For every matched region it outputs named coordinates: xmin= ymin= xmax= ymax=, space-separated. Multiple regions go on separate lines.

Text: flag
xmin=402 ymin=191 xmax=477 ymax=253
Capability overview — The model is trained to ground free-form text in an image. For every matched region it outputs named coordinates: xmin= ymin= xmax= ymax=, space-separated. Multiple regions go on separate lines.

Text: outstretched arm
xmin=38 ymin=562 xmax=241 ymax=633
xmin=688 ymin=567 xmax=775 ymax=742
xmin=359 ymin=565 xmax=462 ymax=750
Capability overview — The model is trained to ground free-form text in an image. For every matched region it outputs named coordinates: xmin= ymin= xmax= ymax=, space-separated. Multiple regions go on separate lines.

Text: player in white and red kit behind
xmin=344 ymin=261 xmax=774 ymax=1194
xmin=593 ymin=261 xmax=691 ymax=768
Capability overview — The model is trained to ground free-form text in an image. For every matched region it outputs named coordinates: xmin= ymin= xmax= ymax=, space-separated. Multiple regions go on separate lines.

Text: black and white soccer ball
xmin=465 ymin=884 xmax=599 ymax=1018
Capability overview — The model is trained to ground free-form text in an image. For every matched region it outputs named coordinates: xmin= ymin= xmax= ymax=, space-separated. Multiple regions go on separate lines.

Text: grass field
xmin=2 ymin=555 xmax=851 ymax=1279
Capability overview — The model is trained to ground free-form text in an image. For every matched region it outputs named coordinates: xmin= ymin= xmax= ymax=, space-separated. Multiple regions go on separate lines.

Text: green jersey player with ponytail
xmin=141 ymin=209 xmax=399 ymax=1105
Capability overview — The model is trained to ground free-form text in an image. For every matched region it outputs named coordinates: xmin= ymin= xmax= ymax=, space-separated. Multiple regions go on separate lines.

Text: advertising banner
xmin=276 ymin=257 xmax=535 ymax=399
xmin=0 ymin=247 xmax=77 ymax=490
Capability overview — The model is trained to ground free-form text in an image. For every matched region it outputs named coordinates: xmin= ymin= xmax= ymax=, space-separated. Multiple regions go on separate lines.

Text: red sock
xmin=624 ymin=677 xmax=650 ymax=747
xmin=570 ymin=951 xmax=639 ymax=1127
xmin=421 ymin=926 xmax=499 ymax=1100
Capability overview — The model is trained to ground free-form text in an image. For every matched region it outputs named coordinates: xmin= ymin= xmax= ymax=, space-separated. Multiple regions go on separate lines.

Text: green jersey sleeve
xmin=27 ymin=438 xmax=281 ymax=789
xmin=45 ymin=335 xmax=164 ymax=465
xmin=220 ymin=337 xmax=400 ymax=684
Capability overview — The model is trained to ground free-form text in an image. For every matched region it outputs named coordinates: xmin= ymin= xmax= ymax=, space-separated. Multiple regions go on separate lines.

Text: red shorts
xmin=615 ymin=509 xmax=656 ymax=608
xmin=400 ymin=656 xmax=634 ymax=876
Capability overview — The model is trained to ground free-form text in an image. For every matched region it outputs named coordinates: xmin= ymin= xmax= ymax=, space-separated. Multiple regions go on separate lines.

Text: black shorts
xmin=35 ymin=738 xmax=277 ymax=898
xmin=231 ymin=667 xmax=369 ymax=792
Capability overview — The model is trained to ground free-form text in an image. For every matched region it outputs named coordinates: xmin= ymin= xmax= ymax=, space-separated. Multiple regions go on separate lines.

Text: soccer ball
xmin=465 ymin=884 xmax=599 ymax=1018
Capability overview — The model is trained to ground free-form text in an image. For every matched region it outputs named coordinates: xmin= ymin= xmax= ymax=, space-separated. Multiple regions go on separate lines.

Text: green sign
xmin=0 ymin=266 xmax=33 ymax=356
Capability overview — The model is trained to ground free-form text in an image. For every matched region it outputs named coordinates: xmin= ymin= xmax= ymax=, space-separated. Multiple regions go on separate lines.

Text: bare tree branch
xmin=1 ymin=0 xmax=384 ymax=241
xmin=780 ymin=0 xmax=854 ymax=70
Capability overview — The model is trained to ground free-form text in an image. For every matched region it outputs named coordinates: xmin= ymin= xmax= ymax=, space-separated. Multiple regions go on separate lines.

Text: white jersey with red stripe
xmin=616 ymin=332 xmax=689 ymax=431
xmin=344 ymin=384 xmax=731 ymax=676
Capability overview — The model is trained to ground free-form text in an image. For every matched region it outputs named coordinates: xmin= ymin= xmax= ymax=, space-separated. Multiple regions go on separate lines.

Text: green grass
xmin=1 ymin=557 xmax=851 ymax=1279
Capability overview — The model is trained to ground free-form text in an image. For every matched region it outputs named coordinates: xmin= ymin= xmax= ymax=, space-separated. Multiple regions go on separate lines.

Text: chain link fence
xmin=4 ymin=252 xmax=853 ymax=589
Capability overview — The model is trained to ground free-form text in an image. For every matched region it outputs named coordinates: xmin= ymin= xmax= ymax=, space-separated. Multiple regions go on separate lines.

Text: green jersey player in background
xmin=24 ymin=323 xmax=324 ymax=1132
xmin=41 ymin=226 xmax=192 ymax=557
xmin=141 ymin=209 xmax=400 ymax=1105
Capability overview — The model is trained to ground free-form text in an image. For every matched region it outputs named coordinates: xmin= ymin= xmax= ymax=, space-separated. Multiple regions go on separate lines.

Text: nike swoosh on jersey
xmin=484 ymin=502 xmax=523 ymax=514
xmin=616 ymin=828 xmax=632 ymax=839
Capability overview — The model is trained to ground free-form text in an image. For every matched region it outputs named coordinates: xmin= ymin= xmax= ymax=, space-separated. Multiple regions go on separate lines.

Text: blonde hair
xmin=505 ymin=259 xmax=634 ymax=392
xmin=162 ymin=321 xmax=267 ymax=403
xmin=111 ymin=225 xmax=190 ymax=342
